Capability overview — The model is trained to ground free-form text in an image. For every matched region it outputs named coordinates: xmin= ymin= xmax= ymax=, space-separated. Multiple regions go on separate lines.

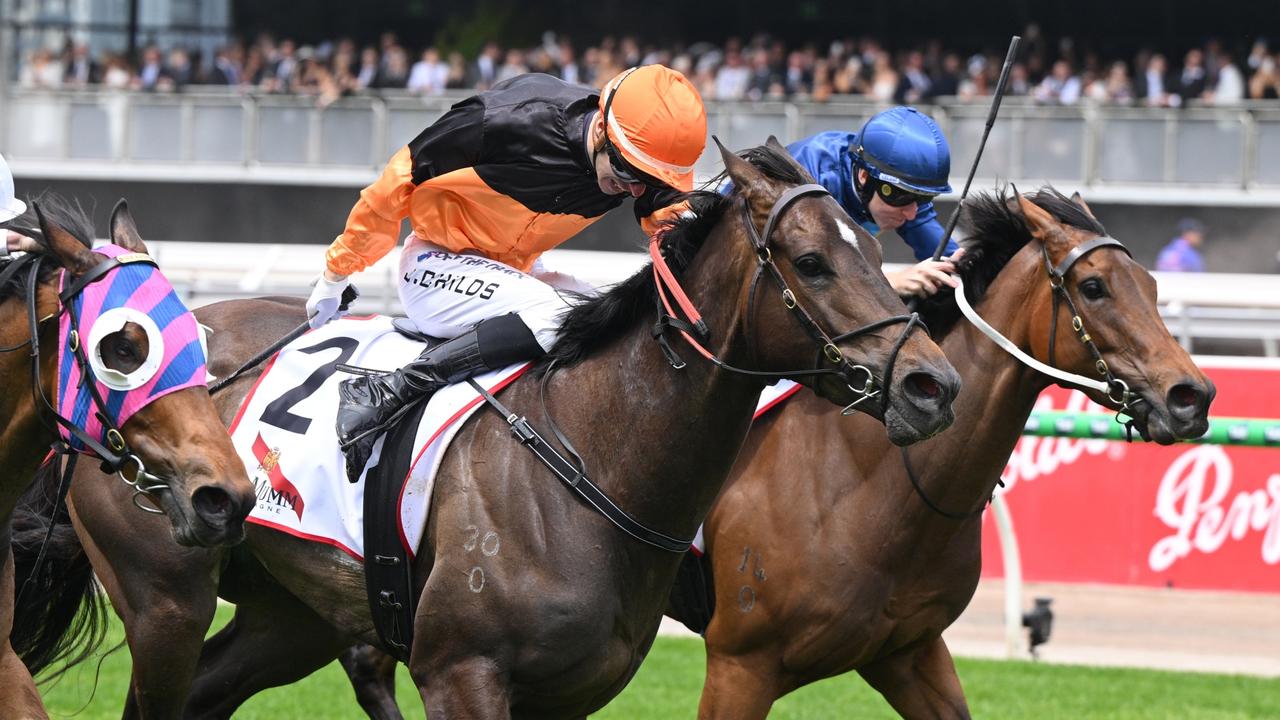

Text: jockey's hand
xmin=306 ymin=270 xmax=351 ymax=328
xmin=887 ymin=248 xmax=965 ymax=299
xmin=5 ymin=229 xmax=40 ymax=255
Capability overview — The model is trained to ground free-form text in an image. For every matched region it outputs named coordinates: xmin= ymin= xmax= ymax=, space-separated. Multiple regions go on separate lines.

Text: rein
xmin=650 ymin=184 xmax=925 ymax=415
xmin=906 ymin=234 xmax=1144 ymax=519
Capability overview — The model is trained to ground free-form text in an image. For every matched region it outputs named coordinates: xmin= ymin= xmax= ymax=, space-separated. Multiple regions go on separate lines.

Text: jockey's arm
xmin=324 ymin=96 xmax=486 ymax=279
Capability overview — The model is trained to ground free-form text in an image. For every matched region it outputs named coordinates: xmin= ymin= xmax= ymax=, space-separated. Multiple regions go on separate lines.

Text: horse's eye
xmin=1079 ymin=278 xmax=1108 ymax=300
xmin=794 ymin=254 xmax=829 ymax=278
xmin=102 ymin=333 xmax=144 ymax=372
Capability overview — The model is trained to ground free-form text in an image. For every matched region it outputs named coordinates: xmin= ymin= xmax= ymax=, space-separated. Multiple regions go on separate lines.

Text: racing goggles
xmin=875 ymin=181 xmax=936 ymax=207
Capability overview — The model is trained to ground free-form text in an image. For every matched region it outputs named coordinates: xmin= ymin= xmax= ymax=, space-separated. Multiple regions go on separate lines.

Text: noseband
xmin=652 ymin=183 xmax=926 ymax=414
xmin=0 ymin=250 xmax=174 ymax=513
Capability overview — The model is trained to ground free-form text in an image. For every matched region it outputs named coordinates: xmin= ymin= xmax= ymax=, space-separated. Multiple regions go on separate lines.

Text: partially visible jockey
xmin=306 ymin=66 xmax=706 ymax=472
xmin=1 ymin=152 xmax=39 ymax=255
xmin=787 ymin=106 xmax=963 ymax=298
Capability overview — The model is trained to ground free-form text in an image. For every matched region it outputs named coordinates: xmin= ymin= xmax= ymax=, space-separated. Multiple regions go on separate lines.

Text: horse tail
xmin=10 ymin=458 xmax=109 ymax=679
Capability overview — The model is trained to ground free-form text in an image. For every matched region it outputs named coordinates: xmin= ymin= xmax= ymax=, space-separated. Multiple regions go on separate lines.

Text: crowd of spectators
xmin=16 ymin=27 xmax=1280 ymax=107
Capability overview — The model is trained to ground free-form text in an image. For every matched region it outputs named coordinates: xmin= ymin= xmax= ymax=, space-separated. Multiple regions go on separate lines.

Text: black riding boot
xmin=337 ymin=313 xmax=545 ymax=480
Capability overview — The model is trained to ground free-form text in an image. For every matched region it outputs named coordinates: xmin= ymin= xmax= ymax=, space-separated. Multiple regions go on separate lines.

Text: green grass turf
xmin=37 ymin=605 xmax=1280 ymax=718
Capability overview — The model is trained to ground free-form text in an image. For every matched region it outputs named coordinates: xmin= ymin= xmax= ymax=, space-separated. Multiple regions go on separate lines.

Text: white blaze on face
xmin=836 ymin=218 xmax=862 ymax=254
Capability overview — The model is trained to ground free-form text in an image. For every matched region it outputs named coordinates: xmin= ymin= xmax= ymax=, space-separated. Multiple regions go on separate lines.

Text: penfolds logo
xmin=1148 ymin=445 xmax=1280 ymax=571
xmin=1000 ymin=391 xmax=1112 ymax=493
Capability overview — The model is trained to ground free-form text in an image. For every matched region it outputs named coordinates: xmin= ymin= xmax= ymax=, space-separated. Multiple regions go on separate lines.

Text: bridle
xmin=908 ymin=231 xmax=1146 ymax=520
xmin=650 ymin=183 xmax=927 ymax=415
xmin=0 ymin=249 xmax=174 ymax=513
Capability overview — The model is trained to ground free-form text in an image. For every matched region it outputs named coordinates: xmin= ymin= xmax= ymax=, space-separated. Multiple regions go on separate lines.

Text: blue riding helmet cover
xmin=852 ymin=106 xmax=953 ymax=196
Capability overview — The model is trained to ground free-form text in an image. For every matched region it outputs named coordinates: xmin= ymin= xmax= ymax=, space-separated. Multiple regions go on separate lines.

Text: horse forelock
xmin=1 ymin=192 xmax=96 ymax=302
xmin=543 ymin=144 xmax=808 ymax=371
xmin=918 ymin=185 xmax=1109 ymax=337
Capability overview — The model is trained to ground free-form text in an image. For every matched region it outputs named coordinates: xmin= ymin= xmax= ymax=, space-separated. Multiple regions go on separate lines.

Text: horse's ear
xmin=1069 ymin=191 xmax=1098 ymax=221
xmin=716 ymin=137 xmax=766 ymax=196
xmin=764 ymin=135 xmax=817 ymax=183
xmin=1014 ymin=191 xmax=1063 ymax=244
xmin=33 ymin=202 xmax=100 ymax=275
xmin=109 ymin=199 xmax=148 ymax=254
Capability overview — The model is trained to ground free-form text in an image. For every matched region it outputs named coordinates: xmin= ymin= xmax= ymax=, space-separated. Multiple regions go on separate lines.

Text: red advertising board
xmin=983 ymin=357 xmax=1280 ymax=594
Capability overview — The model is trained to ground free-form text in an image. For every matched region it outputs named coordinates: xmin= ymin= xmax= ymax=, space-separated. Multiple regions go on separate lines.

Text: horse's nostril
xmin=906 ymin=372 xmax=942 ymax=399
xmin=1168 ymin=383 xmax=1202 ymax=411
xmin=191 ymin=486 xmax=234 ymax=526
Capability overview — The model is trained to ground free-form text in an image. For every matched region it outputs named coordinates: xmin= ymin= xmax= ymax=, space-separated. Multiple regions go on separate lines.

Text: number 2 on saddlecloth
xmin=260 ymin=336 xmax=359 ymax=434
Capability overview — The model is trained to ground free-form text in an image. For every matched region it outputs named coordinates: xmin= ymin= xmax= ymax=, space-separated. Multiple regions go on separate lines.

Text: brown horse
xmin=1 ymin=197 xmax=255 ymax=719
xmin=17 ymin=141 xmax=960 ymax=718
xmin=231 ymin=189 xmax=1222 ymax=720
xmin=690 ymin=188 xmax=1215 ymax=718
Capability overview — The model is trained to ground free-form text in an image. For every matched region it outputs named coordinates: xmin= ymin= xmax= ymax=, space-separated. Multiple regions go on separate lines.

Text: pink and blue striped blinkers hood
xmin=57 ymin=243 xmax=207 ymax=452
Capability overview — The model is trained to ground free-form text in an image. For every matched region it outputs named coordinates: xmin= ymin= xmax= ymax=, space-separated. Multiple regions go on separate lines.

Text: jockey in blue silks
xmin=786 ymin=106 xmax=964 ymax=298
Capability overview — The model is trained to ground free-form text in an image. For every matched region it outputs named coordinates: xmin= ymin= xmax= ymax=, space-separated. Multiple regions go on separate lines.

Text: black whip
xmin=930 ymin=35 xmax=1022 ymax=264
xmin=208 ymin=284 xmax=359 ymax=395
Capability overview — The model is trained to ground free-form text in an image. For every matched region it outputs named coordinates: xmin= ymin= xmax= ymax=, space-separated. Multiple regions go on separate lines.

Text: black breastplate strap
xmin=466 ymin=376 xmax=692 ymax=554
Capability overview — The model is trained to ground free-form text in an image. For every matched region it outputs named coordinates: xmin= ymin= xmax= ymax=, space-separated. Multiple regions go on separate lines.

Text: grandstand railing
xmin=138 ymin=241 xmax=1280 ymax=357
xmin=7 ymin=89 xmax=1280 ymax=202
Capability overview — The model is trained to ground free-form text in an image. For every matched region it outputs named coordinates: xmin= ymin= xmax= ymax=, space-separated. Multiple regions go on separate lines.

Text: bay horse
xmin=17 ymin=140 xmax=960 ymax=718
xmin=0 ymin=196 xmax=255 ymax=719
xmin=690 ymin=188 xmax=1215 ymax=718
xmin=227 ymin=189 xmax=1219 ymax=720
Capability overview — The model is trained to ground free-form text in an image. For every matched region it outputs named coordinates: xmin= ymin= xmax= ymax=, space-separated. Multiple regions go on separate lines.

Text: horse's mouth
xmin=1123 ymin=390 xmax=1209 ymax=446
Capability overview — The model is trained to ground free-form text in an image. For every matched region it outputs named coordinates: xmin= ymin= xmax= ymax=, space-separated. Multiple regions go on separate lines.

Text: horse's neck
xmin=900 ymin=252 xmax=1053 ymax=526
xmin=543 ymin=247 xmax=765 ymax=540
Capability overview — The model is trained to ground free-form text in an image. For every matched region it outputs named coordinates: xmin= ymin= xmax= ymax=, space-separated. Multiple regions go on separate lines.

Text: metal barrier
xmin=8 ymin=89 xmax=1280 ymax=200
xmin=133 ymin=242 xmax=1280 ymax=357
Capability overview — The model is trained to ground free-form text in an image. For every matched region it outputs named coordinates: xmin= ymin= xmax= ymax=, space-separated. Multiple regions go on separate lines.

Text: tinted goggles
xmin=875 ymin=181 xmax=935 ymax=207
xmin=602 ymin=135 xmax=665 ymax=189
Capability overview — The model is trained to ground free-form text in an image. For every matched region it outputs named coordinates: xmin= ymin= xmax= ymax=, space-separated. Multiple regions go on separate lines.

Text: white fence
xmin=141 ymin=241 xmax=1280 ymax=357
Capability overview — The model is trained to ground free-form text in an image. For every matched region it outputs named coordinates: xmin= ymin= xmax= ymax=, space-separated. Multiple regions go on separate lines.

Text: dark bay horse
xmin=19 ymin=141 xmax=960 ymax=718
xmin=691 ymin=189 xmax=1214 ymax=718
xmin=0 ymin=197 xmax=255 ymax=718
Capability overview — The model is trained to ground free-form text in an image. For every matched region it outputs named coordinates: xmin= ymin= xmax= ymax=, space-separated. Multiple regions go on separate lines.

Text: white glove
xmin=306 ymin=272 xmax=351 ymax=328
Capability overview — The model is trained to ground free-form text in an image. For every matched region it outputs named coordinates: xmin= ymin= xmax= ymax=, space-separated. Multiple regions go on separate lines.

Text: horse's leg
xmin=0 ymin=535 xmax=47 ymax=720
xmin=67 ymin=488 xmax=220 ymax=720
xmin=338 ymin=644 xmax=403 ymax=720
xmin=857 ymin=636 xmax=970 ymax=720
xmin=697 ymin=650 xmax=781 ymax=720
xmin=185 ymin=579 xmax=348 ymax=719
xmin=412 ymin=656 xmax=511 ymax=720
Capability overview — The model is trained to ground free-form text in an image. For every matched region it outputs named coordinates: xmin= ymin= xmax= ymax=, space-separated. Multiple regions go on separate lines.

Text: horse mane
xmin=0 ymin=192 xmax=96 ymax=302
xmin=542 ymin=143 xmax=807 ymax=370
xmin=917 ymin=185 xmax=1108 ymax=336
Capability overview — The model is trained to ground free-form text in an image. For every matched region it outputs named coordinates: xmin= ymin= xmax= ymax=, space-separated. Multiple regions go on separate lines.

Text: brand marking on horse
xmin=481 ymin=531 xmax=500 ymax=557
xmin=467 ymin=566 xmax=485 ymax=593
xmin=737 ymin=586 xmax=756 ymax=613
xmin=463 ymin=524 xmax=480 ymax=552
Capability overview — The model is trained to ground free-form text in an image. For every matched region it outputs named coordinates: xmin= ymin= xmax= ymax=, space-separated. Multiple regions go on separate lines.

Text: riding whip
xmin=209 ymin=284 xmax=359 ymax=395
xmin=930 ymin=35 xmax=1022 ymax=264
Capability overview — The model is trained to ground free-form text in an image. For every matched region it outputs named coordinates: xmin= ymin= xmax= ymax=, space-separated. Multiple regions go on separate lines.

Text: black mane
xmin=542 ymin=143 xmax=807 ymax=370
xmin=0 ymin=193 xmax=96 ymax=302
xmin=917 ymin=186 xmax=1107 ymax=336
